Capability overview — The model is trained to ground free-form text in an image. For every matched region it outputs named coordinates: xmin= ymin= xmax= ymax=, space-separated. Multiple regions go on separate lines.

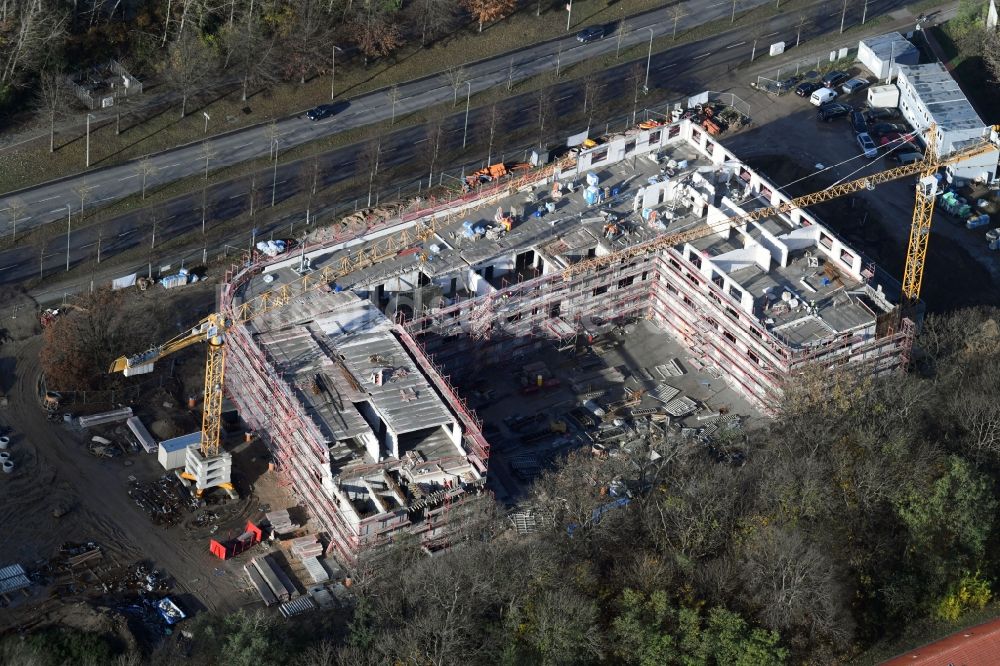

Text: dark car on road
xmin=822 ymin=70 xmax=850 ymax=88
xmin=850 ymin=110 xmax=867 ymax=134
xmin=817 ymin=102 xmax=852 ymax=122
xmin=576 ymin=26 xmax=605 ymax=43
xmin=796 ymin=81 xmax=821 ymax=97
xmin=306 ymin=104 xmax=338 ymax=121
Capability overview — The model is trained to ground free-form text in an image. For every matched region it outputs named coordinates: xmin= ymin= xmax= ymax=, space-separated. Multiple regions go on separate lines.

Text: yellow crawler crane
xmin=563 ymin=124 xmax=1000 ymax=309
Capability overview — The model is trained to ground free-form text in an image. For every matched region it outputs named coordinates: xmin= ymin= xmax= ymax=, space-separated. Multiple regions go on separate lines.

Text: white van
xmin=810 ymin=87 xmax=837 ymax=106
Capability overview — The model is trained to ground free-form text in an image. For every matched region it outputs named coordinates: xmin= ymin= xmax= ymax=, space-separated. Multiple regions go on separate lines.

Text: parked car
xmin=870 ymin=122 xmax=910 ymax=137
xmin=857 ymin=132 xmax=878 ymax=158
xmin=306 ymin=104 xmax=338 ymax=121
xmin=878 ymin=132 xmax=918 ymax=148
xmin=850 ymin=111 xmax=868 ymax=134
xmin=576 ymin=26 xmax=605 ymax=43
xmin=889 ymin=151 xmax=924 ymax=165
xmin=822 ymin=70 xmax=850 ymax=88
xmin=865 ymin=107 xmax=901 ymax=122
xmin=841 ymin=77 xmax=870 ymax=95
xmin=811 ymin=87 xmax=838 ymax=106
xmin=817 ymin=102 xmax=852 ymax=122
xmin=796 ymin=81 xmax=822 ymax=97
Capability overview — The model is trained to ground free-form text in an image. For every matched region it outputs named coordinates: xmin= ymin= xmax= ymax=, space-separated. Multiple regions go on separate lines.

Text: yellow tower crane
xmin=109 ymin=264 xmax=343 ymax=496
xmin=563 ymin=124 xmax=1000 ymax=310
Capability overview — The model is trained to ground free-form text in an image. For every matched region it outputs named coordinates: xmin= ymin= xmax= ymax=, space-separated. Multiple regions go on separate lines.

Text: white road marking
xmin=414 ymin=138 xmax=428 ymax=144
xmin=35 ymin=195 xmax=59 ymax=203
xmin=81 ymin=241 xmax=97 ymax=249
xmin=763 ymin=31 xmax=780 ymax=38
xmin=693 ymin=52 xmax=712 ymax=59
xmin=557 ymin=95 xmax=573 ymax=102
xmin=230 ymin=193 xmax=245 ymax=199
xmin=118 ymin=229 xmax=135 ymax=237
xmin=49 ymin=208 xmax=66 ymax=214
xmin=726 ymin=41 xmax=746 ymax=49
xmin=162 ymin=162 xmax=181 ymax=168
xmin=234 ymin=143 xmax=251 ymax=149
xmin=119 ymin=174 xmax=139 ymax=181
xmin=0 ymin=264 xmax=19 ymax=272
xmin=658 ymin=63 xmax=677 ymax=71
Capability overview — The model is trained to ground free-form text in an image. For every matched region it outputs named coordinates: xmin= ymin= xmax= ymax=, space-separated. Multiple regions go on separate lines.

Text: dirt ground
xmin=0 ymin=282 xmax=302 ymax=631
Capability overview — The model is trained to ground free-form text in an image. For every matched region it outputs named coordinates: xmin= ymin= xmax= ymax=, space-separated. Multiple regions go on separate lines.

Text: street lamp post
xmin=462 ymin=81 xmax=472 ymax=149
xmin=85 ymin=113 xmax=94 ymax=168
xmin=331 ymin=45 xmax=343 ymax=100
xmin=65 ymin=203 xmax=71 ymax=271
xmin=203 ymin=112 xmax=210 ymax=134
xmin=644 ymin=27 xmax=654 ymax=93
xmin=566 ymin=0 xmax=572 ymax=31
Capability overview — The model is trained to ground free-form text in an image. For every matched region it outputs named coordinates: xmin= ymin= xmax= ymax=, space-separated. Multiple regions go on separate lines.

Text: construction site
xmin=209 ymin=102 xmax=994 ymax=563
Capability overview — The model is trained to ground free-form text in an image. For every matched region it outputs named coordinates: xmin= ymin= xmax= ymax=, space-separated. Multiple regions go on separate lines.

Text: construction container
xmin=867 ymin=84 xmax=899 ymax=108
xmin=158 ymin=432 xmax=200 ymax=470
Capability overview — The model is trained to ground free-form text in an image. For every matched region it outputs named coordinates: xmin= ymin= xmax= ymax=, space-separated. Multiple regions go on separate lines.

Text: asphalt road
xmin=1 ymin=0 xmax=921 ymax=289
xmin=2 ymin=0 xmax=862 ymax=234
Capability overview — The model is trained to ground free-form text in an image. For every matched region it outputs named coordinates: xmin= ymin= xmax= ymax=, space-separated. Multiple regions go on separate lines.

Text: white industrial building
xmin=896 ymin=63 xmax=999 ymax=184
xmin=858 ymin=32 xmax=919 ymax=81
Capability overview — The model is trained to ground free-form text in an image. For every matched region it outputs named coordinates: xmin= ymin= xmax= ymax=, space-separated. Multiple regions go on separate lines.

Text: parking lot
xmin=723 ymin=67 xmax=1000 ymax=313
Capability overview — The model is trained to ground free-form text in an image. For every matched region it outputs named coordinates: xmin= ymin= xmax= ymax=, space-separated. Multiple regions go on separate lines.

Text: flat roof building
xmin=896 ymin=62 xmax=998 ymax=183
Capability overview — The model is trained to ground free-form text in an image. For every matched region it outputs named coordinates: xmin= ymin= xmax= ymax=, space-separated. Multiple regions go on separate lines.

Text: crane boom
xmin=562 ymin=123 xmax=1000 ymax=309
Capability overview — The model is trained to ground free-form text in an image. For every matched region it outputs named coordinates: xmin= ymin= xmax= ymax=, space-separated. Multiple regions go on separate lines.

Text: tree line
xmin=16 ymin=306 xmax=1000 ymax=664
xmin=0 ymin=0 xmax=521 ymax=120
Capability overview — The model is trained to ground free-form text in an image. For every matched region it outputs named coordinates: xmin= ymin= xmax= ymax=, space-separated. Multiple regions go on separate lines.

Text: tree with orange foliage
xmin=40 ymin=288 xmax=169 ymax=391
xmin=351 ymin=3 xmax=405 ymax=62
xmin=461 ymin=0 xmax=517 ymax=32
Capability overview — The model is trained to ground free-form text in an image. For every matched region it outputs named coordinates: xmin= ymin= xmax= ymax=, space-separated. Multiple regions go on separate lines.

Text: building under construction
xmin=219 ymin=113 xmax=914 ymax=562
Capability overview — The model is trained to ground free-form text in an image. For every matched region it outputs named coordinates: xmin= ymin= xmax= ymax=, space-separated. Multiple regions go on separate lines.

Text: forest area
xmin=7 ymin=306 xmax=1000 ymax=664
xmin=0 ymin=0 xmax=520 ymax=119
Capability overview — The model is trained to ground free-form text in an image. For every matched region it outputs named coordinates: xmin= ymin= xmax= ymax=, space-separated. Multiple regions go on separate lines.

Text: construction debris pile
xmin=128 ymin=475 xmax=188 ymax=526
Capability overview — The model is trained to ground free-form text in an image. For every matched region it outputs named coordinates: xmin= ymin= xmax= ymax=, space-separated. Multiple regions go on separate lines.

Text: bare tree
xmin=0 ymin=3 xmax=66 ymax=89
xmin=671 ymin=6 xmax=685 ymax=39
xmin=982 ymin=29 xmax=1000 ymax=83
xmin=407 ymin=0 xmax=458 ymax=46
xmin=536 ymin=83 xmax=554 ymax=149
xmin=35 ymin=70 xmax=70 ymax=153
xmin=358 ymin=139 xmax=383 ymax=207
xmin=423 ymin=112 xmax=446 ymax=188
xmin=616 ymin=20 xmax=629 ymax=58
xmin=265 ymin=121 xmax=280 ymax=158
xmin=628 ymin=62 xmax=644 ymax=125
xmin=795 ymin=14 xmax=810 ymax=47
xmin=72 ymin=181 xmax=92 ymax=223
xmin=442 ymin=65 xmax=467 ymax=106
xmin=135 ymin=158 xmax=157 ymax=199
xmin=480 ymin=102 xmax=500 ymax=165
xmin=582 ymin=73 xmax=601 ymax=123
xmin=4 ymin=198 xmax=26 ymax=241
xmin=387 ymin=84 xmax=400 ymax=125
xmin=163 ymin=29 xmax=217 ymax=118
xmin=221 ymin=18 xmax=278 ymax=101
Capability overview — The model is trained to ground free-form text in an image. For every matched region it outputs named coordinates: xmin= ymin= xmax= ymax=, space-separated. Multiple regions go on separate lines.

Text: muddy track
xmin=0 ymin=337 xmax=256 ymax=618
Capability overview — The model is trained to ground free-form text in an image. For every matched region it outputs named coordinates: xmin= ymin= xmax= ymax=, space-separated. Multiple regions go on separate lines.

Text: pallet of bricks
xmin=244 ymin=554 xmax=295 ymax=607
